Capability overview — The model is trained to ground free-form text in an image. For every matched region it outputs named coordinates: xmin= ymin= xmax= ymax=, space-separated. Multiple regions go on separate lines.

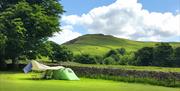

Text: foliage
xmin=103 ymin=57 xmax=116 ymax=65
xmin=94 ymin=55 xmax=104 ymax=64
xmin=133 ymin=43 xmax=179 ymax=67
xmin=134 ymin=47 xmax=153 ymax=66
xmin=116 ymin=48 xmax=126 ymax=55
xmin=153 ymin=43 xmax=174 ymax=67
xmin=38 ymin=41 xmax=74 ymax=62
xmin=119 ymin=52 xmax=135 ymax=65
xmin=0 ymin=0 xmax=64 ymax=68
xmin=0 ymin=34 xmax=7 ymax=57
xmin=0 ymin=34 xmax=7 ymax=69
xmin=53 ymin=46 xmax=73 ymax=62
xmin=66 ymin=42 xmax=179 ymax=67
xmin=174 ymin=47 xmax=180 ymax=67
xmin=75 ymin=54 xmax=97 ymax=64
xmin=105 ymin=49 xmax=118 ymax=57
xmin=103 ymin=48 xmax=133 ymax=65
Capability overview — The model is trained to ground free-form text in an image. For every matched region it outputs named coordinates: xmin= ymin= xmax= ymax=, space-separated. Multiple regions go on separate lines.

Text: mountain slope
xmin=63 ymin=34 xmax=180 ymax=55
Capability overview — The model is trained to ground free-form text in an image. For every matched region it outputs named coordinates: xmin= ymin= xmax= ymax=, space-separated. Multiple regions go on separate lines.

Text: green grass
xmin=0 ymin=72 xmax=180 ymax=91
xmin=63 ymin=34 xmax=180 ymax=55
xmin=61 ymin=62 xmax=180 ymax=72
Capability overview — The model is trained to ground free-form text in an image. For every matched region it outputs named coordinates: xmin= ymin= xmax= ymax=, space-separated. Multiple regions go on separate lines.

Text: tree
xmin=174 ymin=47 xmax=180 ymax=67
xmin=119 ymin=52 xmax=135 ymax=65
xmin=94 ymin=55 xmax=104 ymax=64
xmin=0 ymin=34 xmax=7 ymax=69
xmin=116 ymin=48 xmax=126 ymax=55
xmin=110 ymin=54 xmax=120 ymax=62
xmin=0 ymin=0 xmax=64 ymax=69
xmin=37 ymin=41 xmax=73 ymax=62
xmin=134 ymin=47 xmax=153 ymax=66
xmin=153 ymin=43 xmax=173 ymax=67
xmin=53 ymin=46 xmax=73 ymax=62
xmin=103 ymin=57 xmax=116 ymax=65
xmin=75 ymin=54 xmax=96 ymax=64
xmin=25 ymin=41 xmax=53 ymax=60
xmin=105 ymin=49 xmax=118 ymax=57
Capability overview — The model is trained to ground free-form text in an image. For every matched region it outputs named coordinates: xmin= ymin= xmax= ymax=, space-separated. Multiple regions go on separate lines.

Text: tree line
xmin=74 ymin=43 xmax=180 ymax=67
xmin=134 ymin=43 xmax=180 ymax=67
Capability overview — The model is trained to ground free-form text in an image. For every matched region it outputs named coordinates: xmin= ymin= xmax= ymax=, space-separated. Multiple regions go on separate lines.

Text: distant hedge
xmin=64 ymin=65 xmax=180 ymax=87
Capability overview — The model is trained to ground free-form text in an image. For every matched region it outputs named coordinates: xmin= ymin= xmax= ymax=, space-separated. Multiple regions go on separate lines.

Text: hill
xmin=63 ymin=34 xmax=180 ymax=55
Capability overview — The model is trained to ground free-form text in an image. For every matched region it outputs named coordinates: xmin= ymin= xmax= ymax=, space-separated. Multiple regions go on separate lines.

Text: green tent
xmin=43 ymin=68 xmax=80 ymax=80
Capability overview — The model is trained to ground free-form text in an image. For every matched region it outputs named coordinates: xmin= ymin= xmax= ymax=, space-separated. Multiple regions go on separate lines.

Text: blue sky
xmin=139 ymin=0 xmax=180 ymax=14
xmin=60 ymin=0 xmax=116 ymax=15
xmin=50 ymin=0 xmax=180 ymax=44
xmin=60 ymin=0 xmax=180 ymax=15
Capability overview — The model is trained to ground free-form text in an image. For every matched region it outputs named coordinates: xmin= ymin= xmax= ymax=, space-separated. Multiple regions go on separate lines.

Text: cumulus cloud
xmin=62 ymin=0 xmax=180 ymax=41
xmin=49 ymin=25 xmax=82 ymax=44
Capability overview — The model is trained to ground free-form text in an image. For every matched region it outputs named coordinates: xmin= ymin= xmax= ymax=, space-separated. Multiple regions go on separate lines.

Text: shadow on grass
xmin=19 ymin=77 xmax=80 ymax=81
xmin=0 ymin=71 xmax=22 ymax=74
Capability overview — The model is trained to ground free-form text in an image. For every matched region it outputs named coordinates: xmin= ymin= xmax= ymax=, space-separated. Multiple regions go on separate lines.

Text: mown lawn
xmin=0 ymin=72 xmax=180 ymax=91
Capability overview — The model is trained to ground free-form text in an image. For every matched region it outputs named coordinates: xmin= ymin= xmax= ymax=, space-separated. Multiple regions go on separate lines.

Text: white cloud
xmin=49 ymin=25 xmax=82 ymax=44
xmin=62 ymin=0 xmax=180 ymax=42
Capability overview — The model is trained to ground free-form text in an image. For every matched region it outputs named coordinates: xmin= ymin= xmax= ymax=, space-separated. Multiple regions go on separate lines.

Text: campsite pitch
xmin=0 ymin=72 xmax=179 ymax=91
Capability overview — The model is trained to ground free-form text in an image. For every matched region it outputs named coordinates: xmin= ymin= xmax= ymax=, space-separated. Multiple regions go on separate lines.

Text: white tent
xmin=31 ymin=60 xmax=64 ymax=71
xmin=23 ymin=60 xmax=64 ymax=73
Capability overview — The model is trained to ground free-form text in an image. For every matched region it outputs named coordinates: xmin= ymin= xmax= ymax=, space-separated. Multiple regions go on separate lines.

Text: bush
xmin=134 ymin=47 xmax=153 ymax=66
xmin=75 ymin=54 xmax=96 ymax=64
xmin=119 ymin=55 xmax=128 ymax=65
xmin=174 ymin=47 xmax=180 ymax=67
xmin=54 ymin=46 xmax=74 ymax=62
xmin=153 ymin=43 xmax=173 ymax=67
xmin=103 ymin=57 xmax=116 ymax=65
xmin=105 ymin=49 xmax=118 ymax=57
xmin=119 ymin=52 xmax=135 ymax=65
xmin=116 ymin=48 xmax=126 ymax=55
xmin=94 ymin=55 xmax=104 ymax=64
xmin=110 ymin=54 xmax=120 ymax=62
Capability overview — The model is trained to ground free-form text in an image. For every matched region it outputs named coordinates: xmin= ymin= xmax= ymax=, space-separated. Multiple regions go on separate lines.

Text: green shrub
xmin=103 ymin=57 xmax=116 ymax=65
xmin=116 ymin=48 xmax=126 ymax=55
xmin=75 ymin=54 xmax=96 ymax=64
xmin=105 ymin=49 xmax=118 ymax=57
xmin=94 ymin=55 xmax=104 ymax=64
xmin=119 ymin=52 xmax=135 ymax=65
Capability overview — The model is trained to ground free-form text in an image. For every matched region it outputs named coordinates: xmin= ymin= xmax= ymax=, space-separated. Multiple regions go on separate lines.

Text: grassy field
xmin=0 ymin=72 xmax=180 ymax=91
xmin=63 ymin=34 xmax=180 ymax=55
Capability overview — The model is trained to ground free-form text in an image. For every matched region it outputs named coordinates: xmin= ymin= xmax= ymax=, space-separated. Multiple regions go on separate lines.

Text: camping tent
xmin=44 ymin=68 xmax=80 ymax=80
xmin=23 ymin=60 xmax=79 ymax=80
xmin=31 ymin=60 xmax=64 ymax=71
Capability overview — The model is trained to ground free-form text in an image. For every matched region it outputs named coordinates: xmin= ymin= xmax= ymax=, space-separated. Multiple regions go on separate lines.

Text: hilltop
xmin=63 ymin=34 xmax=180 ymax=55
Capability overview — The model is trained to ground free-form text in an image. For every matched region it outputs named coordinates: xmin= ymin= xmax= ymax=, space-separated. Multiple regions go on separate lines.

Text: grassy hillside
xmin=63 ymin=34 xmax=180 ymax=55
